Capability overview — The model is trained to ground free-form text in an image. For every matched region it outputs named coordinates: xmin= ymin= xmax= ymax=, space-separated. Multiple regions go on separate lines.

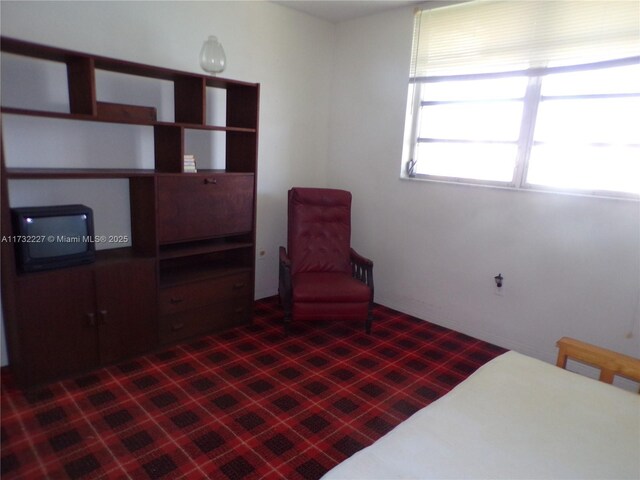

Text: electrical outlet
xmin=493 ymin=273 xmax=504 ymax=296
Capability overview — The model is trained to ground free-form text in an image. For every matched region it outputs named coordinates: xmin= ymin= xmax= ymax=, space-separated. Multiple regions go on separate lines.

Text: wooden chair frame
xmin=556 ymin=337 xmax=640 ymax=392
xmin=279 ymin=247 xmax=374 ymax=334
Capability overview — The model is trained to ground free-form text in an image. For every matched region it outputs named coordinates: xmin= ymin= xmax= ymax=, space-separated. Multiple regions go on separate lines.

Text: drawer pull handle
xmin=172 ymin=322 xmax=185 ymax=331
xmin=204 ymin=178 xmax=217 ymax=185
xmin=99 ymin=309 xmax=108 ymax=324
xmin=233 ymin=282 xmax=246 ymax=289
xmin=170 ymin=297 xmax=184 ymax=304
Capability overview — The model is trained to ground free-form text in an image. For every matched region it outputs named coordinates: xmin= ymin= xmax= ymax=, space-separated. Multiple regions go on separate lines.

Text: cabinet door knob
xmin=170 ymin=297 xmax=184 ymax=304
xmin=204 ymin=178 xmax=217 ymax=185
xmin=99 ymin=310 xmax=108 ymax=324
xmin=171 ymin=322 xmax=185 ymax=331
xmin=86 ymin=313 xmax=96 ymax=327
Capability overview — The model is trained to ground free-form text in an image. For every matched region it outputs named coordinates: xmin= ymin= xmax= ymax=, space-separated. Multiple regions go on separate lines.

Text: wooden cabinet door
xmin=16 ymin=268 xmax=98 ymax=386
xmin=95 ymin=259 xmax=157 ymax=364
xmin=157 ymin=174 xmax=254 ymax=243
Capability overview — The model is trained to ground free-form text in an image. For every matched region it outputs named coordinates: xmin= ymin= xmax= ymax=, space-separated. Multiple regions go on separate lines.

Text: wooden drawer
xmin=159 ymin=272 xmax=251 ymax=316
xmin=157 ymin=174 xmax=254 ymax=244
xmin=159 ymin=300 xmax=251 ymax=344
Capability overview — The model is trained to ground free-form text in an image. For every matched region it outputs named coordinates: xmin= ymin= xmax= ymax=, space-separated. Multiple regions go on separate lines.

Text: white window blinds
xmin=410 ymin=0 xmax=640 ymax=79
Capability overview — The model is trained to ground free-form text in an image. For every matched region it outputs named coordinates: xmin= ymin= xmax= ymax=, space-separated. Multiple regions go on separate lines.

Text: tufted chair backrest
xmin=288 ymin=188 xmax=352 ymax=275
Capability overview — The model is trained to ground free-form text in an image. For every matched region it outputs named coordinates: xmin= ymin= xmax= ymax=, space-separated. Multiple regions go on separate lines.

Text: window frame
xmin=404 ymin=57 xmax=640 ymax=200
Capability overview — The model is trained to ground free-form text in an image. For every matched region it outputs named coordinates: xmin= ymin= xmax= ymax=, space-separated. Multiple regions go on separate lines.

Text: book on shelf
xmin=183 ymin=154 xmax=197 ymax=173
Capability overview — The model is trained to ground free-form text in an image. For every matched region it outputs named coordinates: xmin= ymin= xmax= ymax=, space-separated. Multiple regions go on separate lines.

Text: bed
xmin=322 ymin=337 xmax=640 ymax=480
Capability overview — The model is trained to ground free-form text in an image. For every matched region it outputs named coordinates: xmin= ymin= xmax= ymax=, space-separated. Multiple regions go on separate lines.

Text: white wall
xmin=329 ymin=7 xmax=640 ymax=366
xmin=0 ymin=0 xmax=336 ymax=365
xmin=2 ymin=1 xmax=639 ymax=373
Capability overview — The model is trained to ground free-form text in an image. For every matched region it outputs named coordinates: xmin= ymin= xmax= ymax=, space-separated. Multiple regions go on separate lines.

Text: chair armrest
xmin=279 ymin=247 xmax=292 ymax=309
xmin=556 ymin=337 xmax=640 ymax=388
xmin=350 ymin=248 xmax=373 ymax=268
xmin=279 ymin=246 xmax=291 ymax=267
xmin=350 ymin=248 xmax=374 ymax=295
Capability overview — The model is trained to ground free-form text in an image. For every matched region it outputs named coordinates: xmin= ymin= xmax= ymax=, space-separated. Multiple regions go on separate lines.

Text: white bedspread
xmin=322 ymin=351 xmax=640 ymax=479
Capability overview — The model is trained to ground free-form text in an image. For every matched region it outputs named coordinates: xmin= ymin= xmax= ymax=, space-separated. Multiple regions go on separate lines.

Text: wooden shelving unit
xmin=5 ymin=168 xmax=157 ymax=179
xmin=0 ymin=37 xmax=259 ymax=387
xmin=0 ymin=107 xmax=258 ymax=132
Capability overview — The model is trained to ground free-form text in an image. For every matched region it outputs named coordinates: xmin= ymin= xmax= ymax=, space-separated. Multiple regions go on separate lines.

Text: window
xmin=403 ymin=1 xmax=640 ymax=198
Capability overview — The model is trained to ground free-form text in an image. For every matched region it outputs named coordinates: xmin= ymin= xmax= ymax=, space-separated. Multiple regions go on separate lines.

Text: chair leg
xmin=283 ymin=312 xmax=292 ymax=335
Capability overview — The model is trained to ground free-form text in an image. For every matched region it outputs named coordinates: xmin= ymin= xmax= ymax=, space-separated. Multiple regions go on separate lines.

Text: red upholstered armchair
xmin=278 ymin=188 xmax=374 ymax=333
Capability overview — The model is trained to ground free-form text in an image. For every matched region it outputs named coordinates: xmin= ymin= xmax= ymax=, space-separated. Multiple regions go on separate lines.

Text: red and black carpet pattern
xmin=1 ymin=297 xmax=506 ymax=479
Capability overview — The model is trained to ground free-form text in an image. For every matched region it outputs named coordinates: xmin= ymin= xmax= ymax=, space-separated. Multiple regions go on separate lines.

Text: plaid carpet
xmin=1 ymin=297 xmax=506 ymax=479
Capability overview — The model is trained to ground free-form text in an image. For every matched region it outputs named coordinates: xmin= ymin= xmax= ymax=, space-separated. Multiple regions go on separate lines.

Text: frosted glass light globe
xmin=200 ymin=36 xmax=226 ymax=74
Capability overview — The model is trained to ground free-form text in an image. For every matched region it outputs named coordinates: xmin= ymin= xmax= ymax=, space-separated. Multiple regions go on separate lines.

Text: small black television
xmin=11 ymin=204 xmax=96 ymax=273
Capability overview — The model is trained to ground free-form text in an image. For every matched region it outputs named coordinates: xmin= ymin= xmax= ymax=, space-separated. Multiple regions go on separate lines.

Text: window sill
xmin=399 ymin=175 xmax=640 ymax=202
